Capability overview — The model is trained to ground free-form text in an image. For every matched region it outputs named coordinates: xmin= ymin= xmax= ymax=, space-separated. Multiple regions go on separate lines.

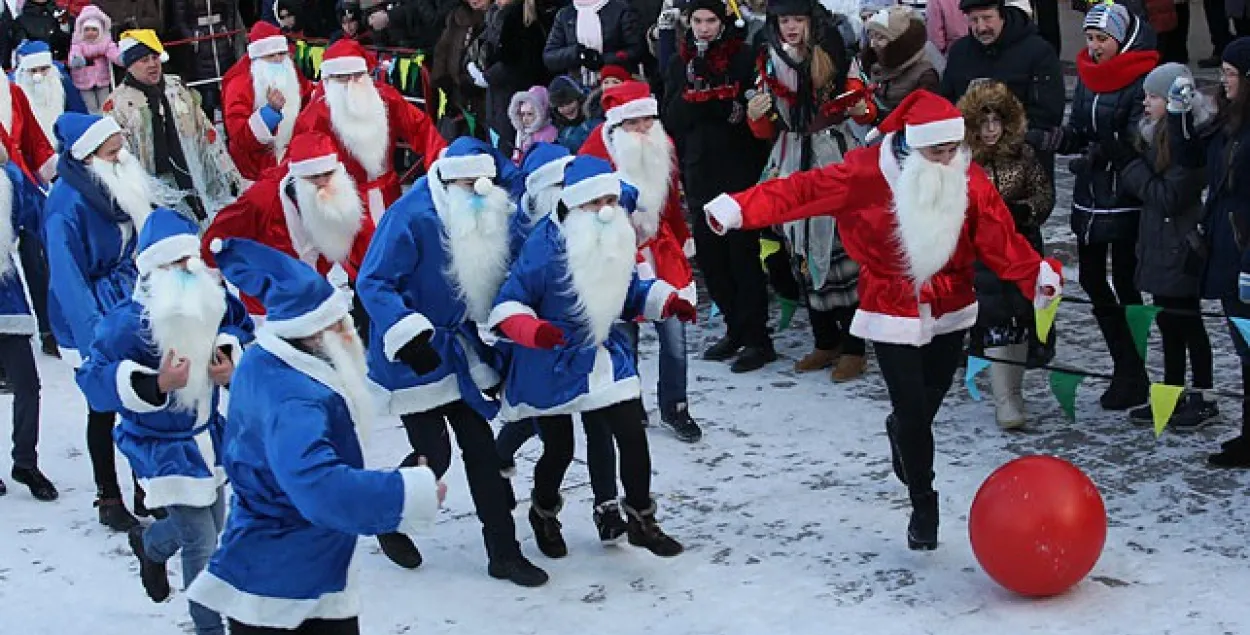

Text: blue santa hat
xmin=521 ymin=143 xmax=573 ymax=194
xmin=560 ymin=156 xmax=621 ymax=210
xmin=136 ymin=208 xmax=202 ymax=275
xmin=432 ymin=137 xmax=500 ymax=196
xmin=55 ymin=112 xmax=122 ymax=161
xmin=209 ymin=238 xmax=351 ymax=339
xmin=16 ymin=40 xmax=52 ymax=71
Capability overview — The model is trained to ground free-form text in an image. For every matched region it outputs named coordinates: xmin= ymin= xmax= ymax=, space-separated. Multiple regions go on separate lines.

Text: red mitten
xmin=662 ymin=295 xmax=697 ymax=323
xmin=499 ymin=315 xmax=566 ymax=349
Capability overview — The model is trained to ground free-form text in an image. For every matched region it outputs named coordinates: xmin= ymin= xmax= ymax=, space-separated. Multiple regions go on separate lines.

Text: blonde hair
xmin=523 ymin=0 xmax=538 ymax=26
xmin=810 ymin=45 xmax=834 ymax=91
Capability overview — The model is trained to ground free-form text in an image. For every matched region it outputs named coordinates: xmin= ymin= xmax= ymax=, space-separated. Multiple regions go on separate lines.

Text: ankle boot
xmin=96 ymin=495 xmax=139 ymax=532
xmin=1093 ymin=307 xmax=1149 ymax=410
xmin=624 ymin=500 xmax=683 ymax=557
xmin=528 ymin=496 xmax=567 ymax=558
xmin=907 ymin=491 xmax=939 ymax=551
xmin=986 ymin=345 xmax=1027 ymax=429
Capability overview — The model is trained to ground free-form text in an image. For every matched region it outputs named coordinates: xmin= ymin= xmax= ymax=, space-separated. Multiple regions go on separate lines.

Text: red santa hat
xmin=319 ymin=38 xmax=373 ymax=77
xmin=286 ymin=131 xmax=340 ymax=178
xmin=867 ymin=90 xmax=965 ymax=149
xmin=247 ymin=21 xmax=289 ymax=60
xmin=602 ymin=81 xmax=658 ymax=127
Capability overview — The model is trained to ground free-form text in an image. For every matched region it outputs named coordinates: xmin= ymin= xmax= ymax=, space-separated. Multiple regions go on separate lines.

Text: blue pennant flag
xmin=965 ymin=355 xmax=991 ymax=402
xmin=1233 ymin=317 xmax=1250 ymax=347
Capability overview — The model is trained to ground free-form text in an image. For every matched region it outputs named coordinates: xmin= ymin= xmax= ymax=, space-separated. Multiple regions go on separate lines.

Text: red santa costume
xmin=577 ymin=81 xmax=694 ymax=304
xmin=705 ymin=90 xmax=1063 ymax=551
xmin=221 ymin=21 xmax=313 ymax=181
xmin=0 ymin=70 xmax=55 ymax=184
xmin=202 ymin=131 xmax=373 ymax=315
xmin=292 ymin=38 xmax=447 ymax=223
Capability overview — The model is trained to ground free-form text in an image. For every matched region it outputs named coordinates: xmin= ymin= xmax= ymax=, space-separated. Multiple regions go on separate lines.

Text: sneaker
xmin=624 ymin=501 xmax=683 ymax=557
xmin=128 ymin=526 xmax=171 ymax=602
xmin=730 ymin=344 xmax=777 ymax=373
xmin=702 ymin=335 xmax=741 ymax=361
xmin=377 ymin=532 xmax=423 ymax=569
xmin=96 ymin=497 xmax=139 ymax=532
xmin=661 ymin=403 xmax=702 ymax=443
xmin=487 ymin=555 xmax=549 ymax=587
xmin=593 ymin=501 xmax=628 ymax=544
xmin=11 ymin=467 xmax=57 ymax=501
xmin=528 ymin=498 xmax=567 ymax=558
xmin=1169 ymin=394 xmax=1220 ymax=431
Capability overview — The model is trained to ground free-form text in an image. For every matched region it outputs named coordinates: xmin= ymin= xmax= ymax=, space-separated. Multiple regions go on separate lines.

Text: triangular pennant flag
xmin=1049 ymin=371 xmax=1084 ymax=420
xmin=1232 ymin=317 xmax=1250 ymax=347
xmin=1149 ymin=383 xmax=1185 ymax=437
xmin=398 ymin=58 xmax=412 ymax=90
xmin=464 ymin=110 xmax=477 ymax=136
xmin=1035 ymin=297 xmax=1060 ymax=343
xmin=760 ymin=237 xmax=781 ymax=272
xmin=710 ymin=302 xmax=721 ymax=318
xmin=965 ymin=356 xmax=992 ymax=402
xmin=438 ymin=88 xmax=448 ymax=119
xmin=309 ymin=46 xmax=326 ymax=76
xmin=777 ymin=297 xmax=797 ymax=331
xmin=1125 ymin=304 xmax=1163 ymax=361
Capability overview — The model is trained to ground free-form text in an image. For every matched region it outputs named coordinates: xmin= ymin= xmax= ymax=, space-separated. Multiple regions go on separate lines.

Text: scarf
xmin=57 ymin=154 xmax=130 ymax=224
xmin=1075 ymin=49 xmax=1160 ymax=94
xmin=122 ymin=74 xmax=203 ymax=211
xmin=574 ymin=0 xmax=608 ymax=52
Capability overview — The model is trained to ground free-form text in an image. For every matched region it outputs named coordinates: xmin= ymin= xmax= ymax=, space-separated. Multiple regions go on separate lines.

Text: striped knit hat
xmin=1083 ymin=2 xmax=1131 ymax=44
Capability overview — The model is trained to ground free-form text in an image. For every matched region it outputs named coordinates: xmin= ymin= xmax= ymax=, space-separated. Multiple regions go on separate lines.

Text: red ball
xmin=969 ymin=455 xmax=1107 ymax=598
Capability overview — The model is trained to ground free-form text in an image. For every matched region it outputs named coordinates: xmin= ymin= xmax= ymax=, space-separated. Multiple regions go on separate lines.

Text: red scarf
xmin=1075 ymin=48 xmax=1160 ymax=94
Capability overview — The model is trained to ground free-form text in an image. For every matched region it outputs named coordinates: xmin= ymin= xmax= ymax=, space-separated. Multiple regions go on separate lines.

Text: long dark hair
xmin=1220 ymin=73 xmax=1250 ymax=135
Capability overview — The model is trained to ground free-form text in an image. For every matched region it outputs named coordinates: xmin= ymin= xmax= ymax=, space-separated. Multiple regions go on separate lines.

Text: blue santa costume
xmin=510 ymin=142 xmax=572 ymax=259
xmin=0 ymin=159 xmax=57 ymax=501
xmin=75 ymin=208 xmax=254 ymax=635
xmin=186 ymin=238 xmax=440 ymax=633
xmin=43 ymin=112 xmax=145 ymax=530
xmin=487 ymin=155 xmax=687 ymax=558
xmin=12 ymin=40 xmax=90 ymax=152
xmin=356 ymin=136 xmax=547 ymax=587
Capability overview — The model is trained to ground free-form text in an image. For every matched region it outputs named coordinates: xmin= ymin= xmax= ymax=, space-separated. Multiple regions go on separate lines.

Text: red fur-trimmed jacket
xmin=220 ymin=56 xmax=314 ymax=182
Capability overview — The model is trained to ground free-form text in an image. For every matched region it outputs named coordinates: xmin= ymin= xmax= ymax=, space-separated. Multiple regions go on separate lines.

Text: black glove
xmin=1068 ymin=156 xmax=1091 ymax=177
xmin=578 ymin=45 xmax=603 ymax=71
xmin=397 ymin=333 xmax=441 ymax=375
xmin=131 ymin=372 xmax=165 ymax=407
xmin=1025 ymin=127 xmax=1064 ymax=154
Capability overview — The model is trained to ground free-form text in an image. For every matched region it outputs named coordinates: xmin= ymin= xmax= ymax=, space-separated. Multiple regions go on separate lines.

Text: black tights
xmin=1153 ymin=295 xmax=1213 ymax=389
xmin=1077 ymin=240 xmax=1142 ymax=308
xmin=229 ymin=618 xmax=359 ymax=634
xmin=86 ymin=408 xmax=121 ymax=499
xmin=811 ymin=306 xmax=864 ymax=355
xmin=531 ymin=399 xmax=653 ymax=512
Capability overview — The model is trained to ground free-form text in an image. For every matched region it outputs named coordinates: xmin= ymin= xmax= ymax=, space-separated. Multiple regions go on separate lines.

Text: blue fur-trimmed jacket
xmin=0 ymin=162 xmax=44 ymax=336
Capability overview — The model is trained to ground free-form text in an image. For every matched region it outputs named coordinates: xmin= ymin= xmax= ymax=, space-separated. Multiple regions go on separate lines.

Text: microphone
xmin=695 ymin=39 xmax=708 ymax=56
xmin=744 ymin=88 xmax=777 ymax=122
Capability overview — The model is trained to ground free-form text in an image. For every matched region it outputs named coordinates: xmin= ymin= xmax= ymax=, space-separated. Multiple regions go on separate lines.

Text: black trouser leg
xmin=582 ymin=418 xmax=619 ymax=505
xmin=1154 ymin=295 xmax=1213 ymax=389
xmin=530 ymin=414 xmax=574 ymax=511
xmin=810 ymin=308 xmax=840 ymax=352
xmin=762 ymin=232 xmax=801 ymax=303
xmin=1206 ymin=0 xmax=1234 ymax=53
xmin=1079 ymin=240 xmax=1144 ymax=373
xmin=585 ymin=399 xmax=652 ymax=511
xmin=690 ymin=194 xmax=771 ymax=347
xmin=18 ymin=231 xmax=50 ymax=337
xmin=87 ymin=408 xmax=120 ymax=498
xmin=229 ymin=617 xmax=360 ymax=635
xmin=0 ymin=334 xmax=39 ymax=469
xmin=400 ymin=408 xmax=453 ymax=478
xmin=349 ymin=282 xmax=370 ymax=343
xmin=833 ymin=306 xmax=864 ymax=356
xmin=1031 ymin=0 xmax=1061 ymax=55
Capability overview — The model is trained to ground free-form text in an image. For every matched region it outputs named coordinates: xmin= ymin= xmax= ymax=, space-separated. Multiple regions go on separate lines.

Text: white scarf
xmin=574 ymin=0 xmax=609 ymax=52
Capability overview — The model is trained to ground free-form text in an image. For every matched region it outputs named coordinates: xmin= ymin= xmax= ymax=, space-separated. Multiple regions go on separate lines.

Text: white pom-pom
xmin=473 ymin=177 xmax=492 ymax=196
xmin=597 ymin=206 xmax=618 ymax=222
xmin=735 ymin=18 xmax=745 ymax=27
xmin=209 ymin=238 xmax=224 ymax=254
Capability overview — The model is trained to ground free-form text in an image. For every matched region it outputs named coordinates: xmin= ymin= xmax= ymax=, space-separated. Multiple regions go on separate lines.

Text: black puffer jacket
xmin=1058 ymin=12 xmax=1159 ymax=245
xmin=1 ymin=0 xmax=70 ymax=66
xmin=543 ymin=0 xmax=643 ymax=78
xmin=482 ymin=0 xmax=559 ymax=155
xmin=168 ymin=0 xmax=241 ymax=83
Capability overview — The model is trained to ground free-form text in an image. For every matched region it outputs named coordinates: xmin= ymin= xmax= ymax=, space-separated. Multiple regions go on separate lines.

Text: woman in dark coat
xmin=431 ymin=0 xmax=490 ymax=140
xmin=167 ymin=0 xmax=241 ymax=118
xmin=480 ymin=0 xmax=559 ymax=155
xmin=543 ymin=0 xmax=643 ymax=87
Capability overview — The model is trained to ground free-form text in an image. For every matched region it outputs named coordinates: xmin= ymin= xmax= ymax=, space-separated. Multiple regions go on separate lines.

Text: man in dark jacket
xmin=167 ymin=0 xmax=241 ymax=118
xmin=544 ymin=0 xmax=644 ymax=87
xmin=368 ymin=0 xmax=460 ymax=50
xmin=1 ymin=0 xmax=71 ymax=65
xmin=662 ymin=0 xmax=771 ymax=372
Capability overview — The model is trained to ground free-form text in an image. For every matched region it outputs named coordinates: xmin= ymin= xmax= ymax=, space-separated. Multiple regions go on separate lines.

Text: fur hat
xmin=956 ymin=80 xmax=1028 ymax=160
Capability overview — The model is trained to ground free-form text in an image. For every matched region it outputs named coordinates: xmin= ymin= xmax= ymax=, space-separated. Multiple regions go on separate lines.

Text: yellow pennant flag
xmin=1035 ymin=296 xmax=1061 ymax=342
xmin=398 ymin=58 xmax=413 ymax=90
xmin=1149 ymin=383 xmax=1185 ymax=437
xmin=309 ymin=46 xmax=326 ymax=74
xmin=759 ymin=237 xmax=781 ymax=270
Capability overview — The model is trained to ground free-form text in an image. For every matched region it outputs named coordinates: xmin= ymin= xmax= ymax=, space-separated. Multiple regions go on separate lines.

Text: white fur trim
xmin=248 ymin=108 xmax=275 ymax=145
xmin=605 ymin=96 xmax=658 ymax=126
xmin=1034 ymin=260 xmax=1062 ymax=309
xmin=905 ymin=117 xmax=965 ymax=149
xmin=643 ymin=280 xmax=676 ymax=321
xmin=561 ymin=173 xmax=620 ymax=210
xmin=382 ymin=313 xmax=435 ymax=363
xmin=368 ymin=335 xmax=498 ymax=416
xmin=704 ymin=194 xmax=742 ymax=234
xmin=215 ymin=333 xmax=244 ymax=366
xmin=486 ymin=301 xmax=537 ymax=331
xmin=262 ymin=290 xmax=352 ymax=339
xmin=38 ymin=155 xmax=57 ymax=183
xmin=395 ymin=466 xmax=439 ymax=534
xmin=116 ymin=359 xmax=169 ymax=413
xmin=366 ymin=188 xmax=385 ymax=224
xmin=136 ymin=234 xmax=200 ymax=275
xmin=289 ymin=155 xmax=339 ymax=178
xmin=0 ymin=313 xmax=37 ymax=335
xmin=497 ymin=346 xmax=641 ymax=421
xmin=682 ymin=237 xmax=696 ymax=258
xmin=19 ymin=51 xmax=52 ymax=70
xmin=319 ymin=56 xmax=367 ymax=77
xmin=187 ymin=570 xmax=359 ymax=630
xmin=247 ymin=36 xmax=289 ymax=60
xmin=256 ymin=330 xmax=367 ymax=426
xmin=70 ymin=116 xmax=122 ymax=160
xmin=525 ymin=156 xmax=573 ymax=193
xmin=434 ymin=154 xmax=496 ymax=182
xmin=849 ymin=302 xmax=979 ymax=346
xmin=137 ymin=427 xmax=225 ymax=508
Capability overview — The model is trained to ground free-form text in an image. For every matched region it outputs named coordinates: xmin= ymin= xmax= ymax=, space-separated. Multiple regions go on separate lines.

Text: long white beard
xmin=522 ymin=184 xmax=563 ymax=226
xmin=892 ymin=149 xmax=971 ymax=285
xmin=293 ymin=167 xmax=364 ymax=263
xmin=324 ymin=78 xmax=390 ymax=179
xmin=0 ymin=171 xmax=15 ymax=278
xmin=563 ymin=204 xmax=636 ymax=345
xmin=141 ymin=259 xmax=228 ymax=423
xmin=251 ymin=58 xmax=301 ymax=159
xmin=318 ymin=325 xmax=373 ymax=436
xmin=610 ymin=124 xmax=673 ymax=242
xmin=89 ymin=148 xmax=186 ymax=231
xmin=16 ymin=72 xmax=64 ymax=150
xmin=438 ymin=183 xmax=514 ymax=324
xmin=0 ymin=75 xmax=13 ymax=133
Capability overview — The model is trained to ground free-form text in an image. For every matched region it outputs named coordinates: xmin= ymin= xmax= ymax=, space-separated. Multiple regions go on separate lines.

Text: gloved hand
xmin=662 ymin=295 xmax=696 ymax=323
xmin=578 ymin=45 xmax=604 ymax=71
xmin=1035 ymin=257 xmax=1064 ymax=309
xmin=1025 ymin=127 xmax=1064 ymax=153
xmin=499 ymin=314 xmax=566 ymax=349
xmin=69 ymin=54 xmax=87 ymax=68
xmin=397 ymin=333 xmax=441 ymax=375
xmin=747 ymin=91 xmax=772 ymax=121
xmin=466 ymin=61 xmax=488 ymax=88
xmin=1168 ymin=75 xmax=1196 ymax=114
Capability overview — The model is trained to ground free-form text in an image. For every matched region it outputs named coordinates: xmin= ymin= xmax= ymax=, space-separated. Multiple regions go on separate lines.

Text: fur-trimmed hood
xmin=957 ymin=80 xmax=1029 ymax=165
xmin=509 ymin=86 xmax=552 ymax=134
xmin=861 ymin=17 xmax=927 ymax=74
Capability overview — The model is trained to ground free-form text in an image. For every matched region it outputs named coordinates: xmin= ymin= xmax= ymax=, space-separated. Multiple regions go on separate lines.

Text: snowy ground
xmin=4 ymin=160 xmax=1250 ymax=635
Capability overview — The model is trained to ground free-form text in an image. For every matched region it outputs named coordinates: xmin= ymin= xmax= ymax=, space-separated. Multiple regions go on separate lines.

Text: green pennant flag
xmin=1125 ymin=304 xmax=1162 ymax=361
xmin=464 ymin=111 xmax=477 ymax=136
xmin=1049 ymin=371 xmax=1084 ymax=420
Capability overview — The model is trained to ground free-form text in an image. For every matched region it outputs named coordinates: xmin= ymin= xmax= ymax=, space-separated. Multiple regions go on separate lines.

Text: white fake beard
xmin=562 ymin=204 xmax=636 ymax=345
xmin=324 ymin=78 xmax=390 ymax=179
xmin=142 ymin=259 xmax=227 ymax=423
xmin=89 ymin=148 xmax=186 ymax=231
xmin=251 ymin=57 xmax=301 ymax=159
xmin=609 ymin=123 xmax=673 ymax=241
xmin=522 ymin=183 xmax=563 ymax=226
xmin=0 ymin=170 xmax=15 ymax=278
xmin=17 ymin=71 xmax=64 ymax=149
xmin=293 ymin=167 xmax=364 ymax=263
xmin=438 ymin=183 xmax=514 ymax=324
xmin=892 ymin=148 xmax=970 ymax=285
xmin=0 ymin=73 xmax=13 ymax=133
xmin=318 ymin=324 xmax=373 ymax=435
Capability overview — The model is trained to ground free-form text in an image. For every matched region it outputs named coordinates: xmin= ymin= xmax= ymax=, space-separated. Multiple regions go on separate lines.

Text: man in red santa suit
xmin=202 ymin=130 xmax=372 ymax=318
xmin=578 ymin=80 xmax=703 ymax=444
xmin=704 ymin=90 xmax=1064 ymax=552
xmin=221 ymin=21 xmax=313 ymax=182
xmin=0 ymin=66 xmax=56 ymax=185
xmin=293 ymin=38 xmax=447 ymax=224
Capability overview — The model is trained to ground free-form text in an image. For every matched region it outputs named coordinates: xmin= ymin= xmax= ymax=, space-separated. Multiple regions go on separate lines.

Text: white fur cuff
xmin=704 ymin=194 xmax=742 ymax=235
xmin=1034 ymin=260 xmax=1063 ymax=309
xmin=248 ymin=108 xmax=275 ymax=145
xmin=215 ymin=333 xmax=244 ymax=366
xmin=682 ymin=237 xmax=696 ymax=258
xmin=38 ymin=155 xmax=57 ymax=183
xmin=486 ymin=301 xmax=537 ymax=332
xmin=643 ymin=280 xmax=677 ymax=322
xmin=382 ymin=313 xmax=435 ymax=363
xmin=395 ymin=466 xmax=440 ymax=534
xmin=117 ymin=359 xmax=169 ymax=413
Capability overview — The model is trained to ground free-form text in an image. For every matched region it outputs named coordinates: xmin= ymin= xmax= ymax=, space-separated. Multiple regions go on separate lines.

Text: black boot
xmin=907 ymin=491 xmax=939 ymax=551
xmin=703 ymin=334 xmax=741 ymax=361
xmin=1211 ymin=385 xmax=1250 ymax=468
xmin=96 ymin=496 xmax=139 ymax=532
xmin=0 ymin=476 xmax=6 ymax=496
xmin=661 ymin=403 xmax=703 ymax=443
xmin=377 ymin=533 xmax=423 ymax=569
xmin=128 ymin=526 xmax=172 ymax=602
xmin=1093 ymin=307 xmax=1148 ymax=410
xmin=39 ymin=333 xmax=59 ymax=358
xmin=593 ymin=500 xmax=628 ymax=543
xmin=624 ymin=500 xmax=683 ymax=557
xmin=11 ymin=467 xmax=58 ymax=501
xmin=885 ymin=415 xmax=906 ymax=485
xmin=488 ymin=554 xmax=549 ymax=587
xmin=133 ymin=486 xmax=167 ymax=520
xmin=731 ymin=343 xmax=778 ymax=373
xmin=528 ymin=497 xmax=567 ymax=558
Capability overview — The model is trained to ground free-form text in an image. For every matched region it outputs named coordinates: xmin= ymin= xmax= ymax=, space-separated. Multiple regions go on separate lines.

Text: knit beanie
xmin=1083 ymin=2 xmax=1131 ymax=44
xmin=865 ymin=6 xmax=912 ymax=42
xmin=548 ymin=75 xmax=585 ymax=109
xmin=1224 ymin=37 xmax=1250 ymax=76
xmin=1143 ymin=62 xmax=1191 ymax=97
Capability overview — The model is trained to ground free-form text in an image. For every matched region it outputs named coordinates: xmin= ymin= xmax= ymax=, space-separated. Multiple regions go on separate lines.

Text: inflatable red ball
xmin=969 ymin=455 xmax=1107 ymax=597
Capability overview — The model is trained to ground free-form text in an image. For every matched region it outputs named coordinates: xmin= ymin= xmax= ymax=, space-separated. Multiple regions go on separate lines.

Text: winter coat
xmin=0 ymin=162 xmax=43 ymax=337
xmin=544 ymin=0 xmax=644 ymax=81
xmin=508 ymin=87 xmax=558 ymax=162
xmin=862 ymin=18 xmax=939 ymax=117
xmin=925 ymin=0 xmax=966 ymax=54
xmin=939 ymin=6 xmax=1064 ymax=133
xmin=430 ymin=3 xmax=487 ymax=120
xmin=1057 ymin=12 xmax=1158 ymax=245
xmin=482 ymin=0 xmax=558 ymax=153
xmin=90 ymin=0 xmax=161 ymax=33
xmin=2 ymin=0 xmax=71 ymax=67
xmin=68 ymin=6 xmax=120 ymax=91
xmin=383 ymin=0 xmax=461 ymax=50
xmin=660 ymin=28 xmax=767 ymax=206
xmin=167 ymin=0 xmax=241 ymax=84
xmin=555 ymin=111 xmax=598 ymax=153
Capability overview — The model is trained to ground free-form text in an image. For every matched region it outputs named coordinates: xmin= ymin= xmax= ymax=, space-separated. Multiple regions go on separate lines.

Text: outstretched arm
xmin=703 ymin=158 xmax=854 ymax=234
